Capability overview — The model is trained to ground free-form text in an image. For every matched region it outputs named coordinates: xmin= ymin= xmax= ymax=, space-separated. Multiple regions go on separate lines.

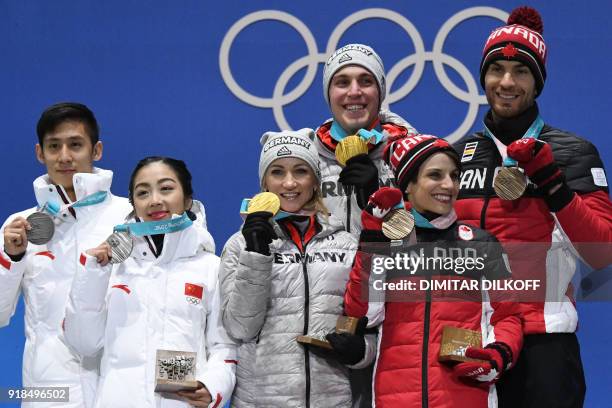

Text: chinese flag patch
xmin=185 ymin=283 xmax=203 ymax=300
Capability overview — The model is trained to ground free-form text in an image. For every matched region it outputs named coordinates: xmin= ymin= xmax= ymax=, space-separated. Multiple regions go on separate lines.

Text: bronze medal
xmin=106 ymin=231 xmax=133 ymax=264
xmin=381 ymin=208 xmax=414 ymax=240
xmin=493 ymin=167 xmax=527 ymax=201
xmin=26 ymin=212 xmax=55 ymax=245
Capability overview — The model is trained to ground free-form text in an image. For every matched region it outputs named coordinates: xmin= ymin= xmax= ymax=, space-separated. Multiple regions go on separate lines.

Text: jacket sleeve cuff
xmin=346 ymin=332 xmax=377 ymax=369
xmin=236 ymin=250 xmax=273 ymax=281
xmin=545 ymin=182 xmax=575 ymax=212
xmin=197 ymin=362 xmax=236 ymax=408
xmin=5 ymin=251 xmax=25 ymax=262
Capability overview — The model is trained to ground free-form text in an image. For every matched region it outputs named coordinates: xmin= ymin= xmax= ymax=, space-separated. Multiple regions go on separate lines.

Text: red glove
xmin=361 ymin=187 xmax=403 ymax=231
xmin=453 ymin=343 xmax=510 ymax=385
xmin=507 ymin=138 xmax=564 ymax=194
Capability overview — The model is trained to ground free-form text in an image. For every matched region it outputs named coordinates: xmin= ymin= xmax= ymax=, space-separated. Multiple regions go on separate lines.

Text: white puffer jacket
xmin=63 ymin=202 xmax=236 ymax=408
xmin=0 ymin=168 xmax=131 ymax=408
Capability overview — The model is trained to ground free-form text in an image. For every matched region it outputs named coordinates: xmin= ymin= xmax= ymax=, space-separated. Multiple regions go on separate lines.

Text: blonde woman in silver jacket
xmin=219 ymin=129 xmax=376 ymax=408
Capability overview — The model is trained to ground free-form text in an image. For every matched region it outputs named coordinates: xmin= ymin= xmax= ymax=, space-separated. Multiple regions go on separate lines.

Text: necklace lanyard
xmin=483 ymin=115 xmax=544 ymax=167
xmin=40 ymin=190 xmax=108 ymax=217
xmin=410 ymin=208 xmax=458 ymax=230
xmin=411 ymin=209 xmax=434 ymax=229
xmin=330 ymin=120 xmax=384 ymax=145
xmin=114 ymin=212 xmax=192 ymax=236
xmin=239 ymin=198 xmax=314 ymax=221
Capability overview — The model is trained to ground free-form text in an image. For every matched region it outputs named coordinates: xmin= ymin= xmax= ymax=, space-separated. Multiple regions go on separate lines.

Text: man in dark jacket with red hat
xmin=453 ymin=6 xmax=612 ymax=408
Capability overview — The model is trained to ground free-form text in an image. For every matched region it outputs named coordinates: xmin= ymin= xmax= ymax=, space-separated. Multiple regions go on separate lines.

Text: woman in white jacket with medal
xmin=63 ymin=157 xmax=236 ymax=408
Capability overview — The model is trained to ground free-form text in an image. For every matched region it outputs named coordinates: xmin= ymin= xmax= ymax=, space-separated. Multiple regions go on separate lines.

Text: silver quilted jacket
xmin=219 ymin=215 xmax=370 ymax=407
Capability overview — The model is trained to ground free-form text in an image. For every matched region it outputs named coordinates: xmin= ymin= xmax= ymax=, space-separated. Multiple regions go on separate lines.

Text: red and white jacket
xmin=0 ymin=168 xmax=131 ymax=408
xmin=453 ymin=124 xmax=612 ymax=334
xmin=344 ymin=221 xmax=522 ymax=407
xmin=63 ymin=203 xmax=236 ymax=408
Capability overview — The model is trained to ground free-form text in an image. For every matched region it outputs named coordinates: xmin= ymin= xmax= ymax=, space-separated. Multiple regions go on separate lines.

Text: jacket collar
xmin=129 ymin=200 xmax=215 ymax=264
xmin=315 ymin=109 xmax=410 ymax=161
xmin=273 ymin=212 xmax=343 ymax=244
xmin=32 ymin=167 xmax=114 ymax=221
xmin=483 ymin=103 xmax=540 ymax=145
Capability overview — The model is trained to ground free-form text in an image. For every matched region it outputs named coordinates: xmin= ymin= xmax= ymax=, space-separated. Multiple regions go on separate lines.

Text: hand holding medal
xmin=335 ymin=133 xmax=380 ymax=231
xmin=3 ymin=202 xmax=59 ymax=254
xmin=336 ymin=135 xmax=379 ymax=210
xmin=3 ymin=217 xmax=31 ymax=256
xmin=486 ymin=116 xmax=545 ymax=200
xmin=240 ymin=192 xmax=280 ymax=256
xmin=361 ymin=187 xmax=414 ymax=239
xmin=507 ymin=138 xmax=564 ymax=195
xmin=86 ymin=242 xmax=114 ymax=266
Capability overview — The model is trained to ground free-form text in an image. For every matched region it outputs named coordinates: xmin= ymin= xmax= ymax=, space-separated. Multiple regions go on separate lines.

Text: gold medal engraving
xmin=335 ymin=135 xmax=368 ymax=166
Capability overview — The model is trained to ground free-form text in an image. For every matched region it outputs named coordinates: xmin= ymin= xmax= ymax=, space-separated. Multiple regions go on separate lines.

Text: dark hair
xmin=36 ymin=102 xmax=99 ymax=147
xmin=406 ymin=150 xmax=462 ymax=185
xmin=128 ymin=156 xmax=194 ymax=205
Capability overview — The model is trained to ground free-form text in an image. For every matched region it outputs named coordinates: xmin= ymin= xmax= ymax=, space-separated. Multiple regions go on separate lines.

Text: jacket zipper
xmin=284 ymin=217 xmax=317 ymax=408
xmin=290 ymin=236 xmax=311 ymax=408
xmin=302 ymin=255 xmax=311 ymax=408
xmin=422 ymin=278 xmax=432 ymax=408
xmin=480 ymin=140 xmax=501 ymax=230
xmin=480 ymin=194 xmax=490 ymax=230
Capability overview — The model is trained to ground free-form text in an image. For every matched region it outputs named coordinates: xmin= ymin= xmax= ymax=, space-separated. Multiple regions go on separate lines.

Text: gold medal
xmin=335 ymin=135 xmax=368 ymax=166
xmin=382 ymin=208 xmax=414 ymax=240
xmin=248 ymin=192 xmax=281 ymax=215
xmin=493 ymin=167 xmax=527 ymax=201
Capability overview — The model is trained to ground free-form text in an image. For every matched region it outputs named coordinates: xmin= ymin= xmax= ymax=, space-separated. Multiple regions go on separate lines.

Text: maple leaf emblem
xmin=502 ymin=43 xmax=518 ymax=58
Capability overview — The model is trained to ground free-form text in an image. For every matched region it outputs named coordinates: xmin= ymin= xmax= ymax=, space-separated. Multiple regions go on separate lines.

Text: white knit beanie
xmin=258 ymin=128 xmax=321 ymax=187
xmin=322 ymin=43 xmax=386 ymax=107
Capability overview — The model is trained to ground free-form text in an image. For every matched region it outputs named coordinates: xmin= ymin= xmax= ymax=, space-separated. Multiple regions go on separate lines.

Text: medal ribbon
xmin=410 ymin=208 xmax=457 ymax=230
xmin=483 ymin=115 xmax=544 ymax=167
xmin=239 ymin=198 xmax=315 ymax=221
xmin=41 ymin=191 xmax=108 ymax=217
xmin=114 ymin=212 xmax=193 ymax=236
xmin=330 ymin=120 xmax=384 ymax=145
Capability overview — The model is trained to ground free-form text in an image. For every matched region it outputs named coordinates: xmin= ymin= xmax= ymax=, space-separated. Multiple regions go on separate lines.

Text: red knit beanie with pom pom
xmin=480 ymin=6 xmax=547 ymax=95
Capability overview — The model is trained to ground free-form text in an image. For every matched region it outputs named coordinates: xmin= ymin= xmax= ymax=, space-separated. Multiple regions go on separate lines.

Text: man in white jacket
xmin=0 ymin=102 xmax=131 ymax=407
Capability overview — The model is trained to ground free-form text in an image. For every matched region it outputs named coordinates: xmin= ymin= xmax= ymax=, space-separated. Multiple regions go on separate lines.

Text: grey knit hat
xmin=322 ymin=43 xmax=386 ymax=107
xmin=259 ymin=128 xmax=321 ymax=187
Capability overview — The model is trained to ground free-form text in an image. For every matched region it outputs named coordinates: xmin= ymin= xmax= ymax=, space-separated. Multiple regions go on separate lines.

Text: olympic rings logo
xmin=219 ymin=7 xmax=508 ymax=143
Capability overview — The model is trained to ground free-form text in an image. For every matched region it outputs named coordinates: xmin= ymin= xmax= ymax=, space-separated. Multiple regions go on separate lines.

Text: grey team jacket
xmin=219 ymin=215 xmax=376 ymax=407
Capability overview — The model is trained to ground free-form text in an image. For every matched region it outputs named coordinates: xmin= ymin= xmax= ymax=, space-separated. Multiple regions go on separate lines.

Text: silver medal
xmin=26 ymin=212 xmax=55 ymax=245
xmin=106 ymin=231 xmax=133 ymax=264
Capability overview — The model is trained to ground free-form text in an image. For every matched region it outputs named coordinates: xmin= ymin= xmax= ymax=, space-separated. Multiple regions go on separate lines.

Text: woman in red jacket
xmin=344 ymin=134 xmax=522 ymax=407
